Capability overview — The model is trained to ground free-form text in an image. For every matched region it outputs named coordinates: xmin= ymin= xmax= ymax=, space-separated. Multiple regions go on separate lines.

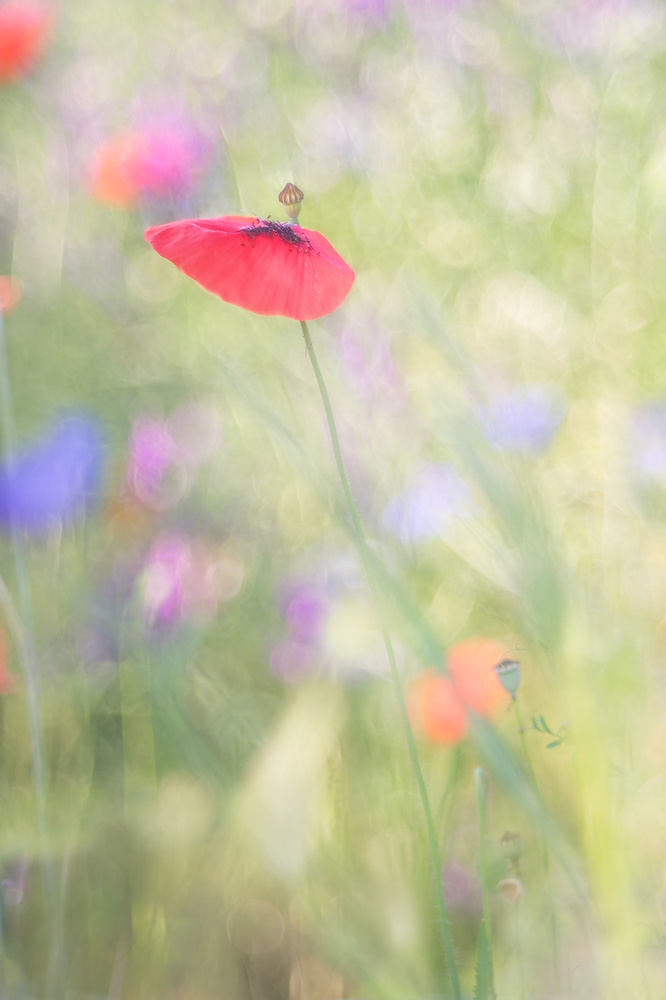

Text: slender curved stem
xmin=300 ymin=319 xmax=461 ymax=999
xmin=513 ymin=698 xmax=561 ymax=997
xmin=0 ymin=304 xmax=59 ymax=981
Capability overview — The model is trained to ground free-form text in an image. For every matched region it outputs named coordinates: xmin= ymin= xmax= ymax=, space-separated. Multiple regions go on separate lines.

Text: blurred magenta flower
xmin=126 ymin=404 xmax=220 ymax=509
xmin=89 ymin=122 xmax=211 ymax=209
xmin=441 ymin=861 xmax=482 ymax=921
xmin=382 ymin=463 xmax=472 ymax=543
xmin=139 ymin=532 xmax=243 ymax=630
xmin=271 ymin=552 xmax=388 ymax=684
xmin=0 ymin=3 xmax=52 ymax=83
xmin=145 ymin=215 xmax=354 ymax=320
xmin=0 ymin=413 xmax=103 ymax=534
xmin=127 ymin=416 xmax=177 ymax=507
xmin=479 ymin=385 xmax=566 ymax=455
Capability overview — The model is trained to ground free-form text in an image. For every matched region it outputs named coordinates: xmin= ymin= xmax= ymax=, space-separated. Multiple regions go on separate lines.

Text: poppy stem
xmin=300 ymin=319 xmax=462 ymax=1000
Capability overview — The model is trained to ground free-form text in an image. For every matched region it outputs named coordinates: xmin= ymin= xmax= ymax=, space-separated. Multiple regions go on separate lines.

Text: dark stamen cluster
xmin=241 ymin=219 xmax=315 ymax=252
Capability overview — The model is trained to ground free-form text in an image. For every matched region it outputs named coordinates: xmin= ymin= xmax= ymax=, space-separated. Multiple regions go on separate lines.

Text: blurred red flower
xmin=408 ymin=670 xmax=467 ymax=745
xmin=408 ymin=638 xmax=512 ymax=746
xmin=0 ymin=275 xmax=21 ymax=313
xmin=0 ymin=3 xmax=52 ymax=83
xmin=448 ymin=638 xmax=511 ymax=716
xmin=145 ymin=216 xmax=355 ymax=321
xmin=89 ymin=125 xmax=211 ymax=209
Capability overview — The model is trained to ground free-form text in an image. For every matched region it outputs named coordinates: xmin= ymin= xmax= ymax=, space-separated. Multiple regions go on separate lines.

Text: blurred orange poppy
xmin=447 ymin=638 xmax=511 ymax=716
xmin=408 ymin=670 xmax=467 ymax=745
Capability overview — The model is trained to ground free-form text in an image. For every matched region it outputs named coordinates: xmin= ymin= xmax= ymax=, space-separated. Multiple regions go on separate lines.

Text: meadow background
xmin=1 ymin=0 xmax=666 ymax=997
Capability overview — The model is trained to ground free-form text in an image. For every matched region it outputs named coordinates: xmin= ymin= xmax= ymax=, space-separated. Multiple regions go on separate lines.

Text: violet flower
xmin=382 ymin=463 xmax=472 ymax=543
xmin=0 ymin=413 xmax=103 ymax=533
xmin=479 ymin=385 xmax=566 ymax=456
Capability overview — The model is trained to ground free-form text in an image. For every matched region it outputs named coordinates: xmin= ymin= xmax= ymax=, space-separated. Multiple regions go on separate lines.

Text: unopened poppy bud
xmin=494 ymin=657 xmax=521 ymax=698
xmin=499 ymin=830 xmax=524 ymax=862
xmin=279 ymin=183 xmax=304 ymax=221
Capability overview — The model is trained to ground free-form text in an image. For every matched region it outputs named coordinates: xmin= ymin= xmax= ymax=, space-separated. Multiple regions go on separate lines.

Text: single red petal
xmin=145 ymin=216 xmax=355 ymax=321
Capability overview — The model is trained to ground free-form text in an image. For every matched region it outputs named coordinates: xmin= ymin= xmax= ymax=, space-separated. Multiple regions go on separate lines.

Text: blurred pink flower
xmin=126 ymin=405 xmax=220 ymax=509
xmin=140 ymin=533 xmax=232 ymax=629
xmin=89 ymin=122 xmax=212 ymax=209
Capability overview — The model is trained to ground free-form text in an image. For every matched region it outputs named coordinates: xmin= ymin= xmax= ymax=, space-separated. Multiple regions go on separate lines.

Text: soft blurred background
xmin=1 ymin=0 xmax=666 ymax=997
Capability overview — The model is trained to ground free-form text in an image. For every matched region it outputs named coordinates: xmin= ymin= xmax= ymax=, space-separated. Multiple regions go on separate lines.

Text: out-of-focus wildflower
xmin=1 ymin=856 xmax=28 ymax=905
xmin=138 ymin=532 xmax=243 ymax=630
xmin=441 ymin=860 xmax=482 ymax=920
xmin=0 ymin=413 xmax=103 ymax=534
xmin=0 ymin=627 xmax=15 ymax=694
xmin=0 ymin=276 xmax=22 ymax=313
xmin=632 ymin=403 xmax=666 ymax=488
xmin=0 ymin=3 xmax=52 ymax=83
xmin=382 ymin=463 xmax=472 ymax=543
xmin=126 ymin=403 xmax=220 ymax=509
xmin=271 ymin=552 xmax=387 ymax=683
xmin=447 ymin=638 xmax=512 ymax=716
xmin=145 ymin=197 xmax=354 ymax=321
xmin=89 ymin=122 xmax=212 ymax=209
xmin=479 ymin=385 xmax=565 ymax=455
xmin=339 ymin=322 xmax=406 ymax=415
xmin=407 ymin=669 xmax=467 ymax=744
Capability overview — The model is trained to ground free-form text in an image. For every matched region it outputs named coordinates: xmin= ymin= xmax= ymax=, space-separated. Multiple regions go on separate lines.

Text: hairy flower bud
xmin=279 ymin=183 xmax=304 ymax=221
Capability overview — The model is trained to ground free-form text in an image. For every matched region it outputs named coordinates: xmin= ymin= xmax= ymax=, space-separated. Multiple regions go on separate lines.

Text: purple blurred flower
xmin=127 ymin=416 xmax=175 ymax=505
xmin=139 ymin=532 xmax=240 ymax=630
xmin=270 ymin=551 xmax=385 ymax=684
xmin=441 ymin=861 xmax=482 ymax=921
xmin=127 ymin=404 xmax=220 ymax=509
xmin=285 ymin=585 xmax=329 ymax=644
xmin=479 ymin=385 xmax=566 ymax=455
xmin=2 ymin=857 xmax=28 ymax=906
xmin=632 ymin=404 xmax=666 ymax=485
xmin=339 ymin=323 xmax=406 ymax=415
xmin=0 ymin=413 xmax=103 ymax=533
xmin=382 ymin=463 xmax=472 ymax=543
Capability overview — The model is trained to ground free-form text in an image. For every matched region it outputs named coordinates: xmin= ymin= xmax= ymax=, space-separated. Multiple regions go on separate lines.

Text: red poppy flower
xmin=0 ymin=3 xmax=52 ymax=83
xmin=447 ymin=638 xmax=511 ymax=716
xmin=408 ymin=670 xmax=467 ymax=745
xmin=145 ymin=216 xmax=355 ymax=321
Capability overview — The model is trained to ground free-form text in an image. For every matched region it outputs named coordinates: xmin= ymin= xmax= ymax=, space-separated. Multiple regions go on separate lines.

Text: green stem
xmin=300 ymin=319 xmax=461 ymax=1000
xmin=0 ymin=304 xmax=59 ymax=980
xmin=513 ymin=698 xmax=561 ymax=997
xmin=475 ymin=767 xmax=496 ymax=999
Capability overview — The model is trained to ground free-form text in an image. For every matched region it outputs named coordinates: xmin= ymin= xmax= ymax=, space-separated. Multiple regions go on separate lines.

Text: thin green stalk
xmin=0 ymin=305 xmax=59 ymax=980
xmin=475 ymin=767 xmax=496 ymax=999
xmin=300 ymin=319 xmax=461 ymax=1000
xmin=513 ymin=698 xmax=561 ymax=997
